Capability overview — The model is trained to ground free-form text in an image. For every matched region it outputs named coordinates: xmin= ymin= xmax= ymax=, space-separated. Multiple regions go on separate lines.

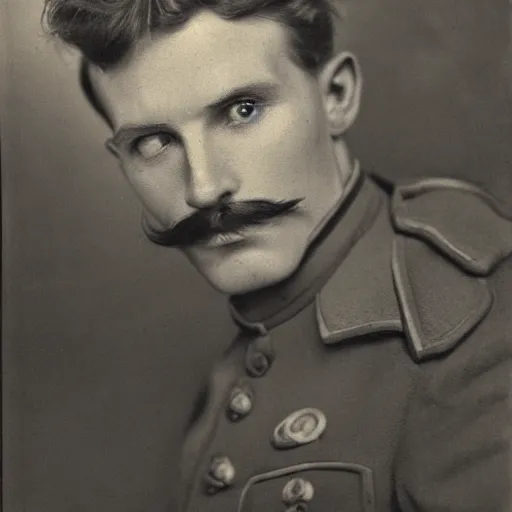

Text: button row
xmin=205 ymin=335 xmax=277 ymax=495
xmin=226 ymin=335 xmax=275 ymax=423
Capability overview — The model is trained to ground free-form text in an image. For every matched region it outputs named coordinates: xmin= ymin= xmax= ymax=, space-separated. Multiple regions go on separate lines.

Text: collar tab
xmin=391 ymin=236 xmax=492 ymax=361
xmin=317 ymin=177 xmax=503 ymax=361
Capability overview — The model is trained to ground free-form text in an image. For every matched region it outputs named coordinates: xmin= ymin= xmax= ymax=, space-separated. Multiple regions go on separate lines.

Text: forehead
xmin=91 ymin=10 xmax=300 ymax=128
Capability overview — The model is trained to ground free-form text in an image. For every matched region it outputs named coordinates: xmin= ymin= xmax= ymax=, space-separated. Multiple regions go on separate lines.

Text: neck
xmin=230 ymin=165 xmax=383 ymax=332
xmin=306 ymin=141 xmax=358 ymax=246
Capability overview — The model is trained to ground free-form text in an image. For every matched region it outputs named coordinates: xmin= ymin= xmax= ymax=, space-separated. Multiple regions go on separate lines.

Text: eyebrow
xmin=109 ymin=81 xmax=281 ymax=148
xmin=205 ymin=82 xmax=280 ymax=111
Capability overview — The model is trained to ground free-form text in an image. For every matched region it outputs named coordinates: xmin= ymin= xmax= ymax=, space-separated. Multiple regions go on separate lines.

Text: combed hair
xmin=43 ymin=0 xmax=336 ymax=72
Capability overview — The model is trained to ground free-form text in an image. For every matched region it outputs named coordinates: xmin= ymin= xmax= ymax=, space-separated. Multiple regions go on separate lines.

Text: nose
xmin=184 ymin=134 xmax=240 ymax=209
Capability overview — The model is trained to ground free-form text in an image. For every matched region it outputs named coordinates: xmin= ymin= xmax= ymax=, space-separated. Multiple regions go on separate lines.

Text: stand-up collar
xmin=230 ymin=171 xmax=507 ymax=361
xmin=229 ymin=167 xmax=385 ymax=332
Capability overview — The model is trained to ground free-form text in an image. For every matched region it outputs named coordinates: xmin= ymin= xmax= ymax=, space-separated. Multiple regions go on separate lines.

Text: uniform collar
xmin=230 ymin=172 xmax=502 ymax=361
xmin=229 ymin=166 xmax=386 ymax=333
xmin=315 ymin=192 xmax=403 ymax=342
xmin=316 ymin=176 xmax=501 ymax=360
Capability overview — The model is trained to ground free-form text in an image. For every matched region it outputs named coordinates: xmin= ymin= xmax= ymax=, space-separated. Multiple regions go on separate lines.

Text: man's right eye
xmin=133 ymin=133 xmax=174 ymax=159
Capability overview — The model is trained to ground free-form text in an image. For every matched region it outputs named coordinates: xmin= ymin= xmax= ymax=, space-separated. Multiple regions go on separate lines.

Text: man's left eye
xmin=227 ymin=100 xmax=262 ymax=125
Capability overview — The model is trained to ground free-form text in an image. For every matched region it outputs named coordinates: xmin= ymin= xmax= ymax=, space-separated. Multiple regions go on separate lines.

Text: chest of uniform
xmin=183 ymin=306 xmax=415 ymax=511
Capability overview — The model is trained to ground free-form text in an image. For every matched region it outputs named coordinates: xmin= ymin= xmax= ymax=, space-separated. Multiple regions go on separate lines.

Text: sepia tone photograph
xmin=2 ymin=1 xmax=512 ymax=511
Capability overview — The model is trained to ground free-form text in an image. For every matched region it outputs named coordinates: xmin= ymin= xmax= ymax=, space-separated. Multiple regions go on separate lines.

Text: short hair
xmin=44 ymin=0 xmax=336 ymax=71
xmin=43 ymin=0 xmax=336 ymax=124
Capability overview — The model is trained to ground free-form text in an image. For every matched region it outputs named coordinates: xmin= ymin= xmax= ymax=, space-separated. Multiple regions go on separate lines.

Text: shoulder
xmin=317 ymin=175 xmax=512 ymax=362
xmin=390 ymin=177 xmax=512 ymax=275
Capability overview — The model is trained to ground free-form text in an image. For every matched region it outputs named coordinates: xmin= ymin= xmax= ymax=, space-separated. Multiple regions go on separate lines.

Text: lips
xmin=196 ymin=232 xmax=247 ymax=249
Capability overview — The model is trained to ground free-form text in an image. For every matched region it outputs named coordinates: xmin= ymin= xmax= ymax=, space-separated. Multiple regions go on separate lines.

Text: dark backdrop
xmin=2 ymin=1 xmax=512 ymax=511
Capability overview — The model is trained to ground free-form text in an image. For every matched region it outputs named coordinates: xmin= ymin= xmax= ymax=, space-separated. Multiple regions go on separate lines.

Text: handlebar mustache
xmin=143 ymin=198 xmax=304 ymax=247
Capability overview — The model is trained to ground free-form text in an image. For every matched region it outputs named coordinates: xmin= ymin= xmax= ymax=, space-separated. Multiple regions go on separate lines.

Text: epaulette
xmin=317 ymin=177 xmax=512 ymax=361
xmin=391 ymin=178 xmax=512 ymax=276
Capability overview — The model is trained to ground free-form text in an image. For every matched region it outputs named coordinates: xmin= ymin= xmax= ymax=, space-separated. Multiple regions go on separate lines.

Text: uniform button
xmin=227 ymin=385 xmax=254 ymax=422
xmin=282 ymin=477 xmax=315 ymax=506
xmin=245 ymin=336 xmax=275 ymax=377
xmin=204 ymin=455 xmax=236 ymax=493
xmin=246 ymin=351 xmax=270 ymax=376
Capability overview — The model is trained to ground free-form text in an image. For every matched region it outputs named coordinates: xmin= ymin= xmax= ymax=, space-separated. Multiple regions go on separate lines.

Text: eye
xmin=133 ymin=133 xmax=174 ymax=159
xmin=226 ymin=99 xmax=263 ymax=125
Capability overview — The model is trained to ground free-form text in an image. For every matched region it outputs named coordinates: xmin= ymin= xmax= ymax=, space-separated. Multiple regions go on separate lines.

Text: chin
xmin=189 ymin=245 xmax=306 ymax=296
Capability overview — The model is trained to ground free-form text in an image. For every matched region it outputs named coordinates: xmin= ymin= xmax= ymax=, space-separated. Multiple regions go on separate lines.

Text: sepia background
xmin=2 ymin=1 xmax=512 ymax=511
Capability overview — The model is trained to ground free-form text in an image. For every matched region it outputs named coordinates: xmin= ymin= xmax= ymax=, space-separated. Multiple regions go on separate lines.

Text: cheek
xmin=120 ymin=158 xmax=188 ymax=225
xmin=218 ymin=104 xmax=327 ymax=192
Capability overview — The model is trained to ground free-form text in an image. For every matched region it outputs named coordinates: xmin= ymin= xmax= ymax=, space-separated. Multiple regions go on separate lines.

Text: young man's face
xmin=91 ymin=10 xmax=355 ymax=295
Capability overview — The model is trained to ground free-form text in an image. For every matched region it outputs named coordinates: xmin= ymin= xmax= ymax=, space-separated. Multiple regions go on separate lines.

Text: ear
xmin=319 ymin=52 xmax=362 ymax=136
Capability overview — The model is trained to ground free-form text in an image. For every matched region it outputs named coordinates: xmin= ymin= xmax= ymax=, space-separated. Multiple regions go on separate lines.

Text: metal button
xmin=282 ymin=477 xmax=315 ymax=506
xmin=245 ymin=335 xmax=275 ymax=377
xmin=272 ymin=408 xmax=327 ymax=449
xmin=246 ymin=351 xmax=270 ymax=376
xmin=227 ymin=385 xmax=254 ymax=422
xmin=204 ymin=455 xmax=235 ymax=493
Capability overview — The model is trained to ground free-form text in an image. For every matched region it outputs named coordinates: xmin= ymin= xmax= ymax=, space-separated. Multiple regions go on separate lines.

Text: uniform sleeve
xmin=394 ymin=320 xmax=512 ymax=512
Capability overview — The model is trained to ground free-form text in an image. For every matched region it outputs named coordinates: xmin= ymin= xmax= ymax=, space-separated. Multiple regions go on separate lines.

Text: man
xmin=43 ymin=1 xmax=512 ymax=510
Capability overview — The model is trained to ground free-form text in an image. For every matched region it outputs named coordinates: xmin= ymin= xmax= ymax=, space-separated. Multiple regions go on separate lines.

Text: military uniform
xmin=178 ymin=169 xmax=512 ymax=512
